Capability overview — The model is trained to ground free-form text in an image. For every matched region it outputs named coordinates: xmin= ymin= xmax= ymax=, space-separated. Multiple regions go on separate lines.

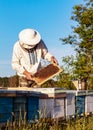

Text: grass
xmin=0 ymin=114 xmax=93 ymax=130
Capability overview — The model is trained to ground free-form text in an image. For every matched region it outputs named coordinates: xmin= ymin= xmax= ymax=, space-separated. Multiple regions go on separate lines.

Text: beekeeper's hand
xmin=23 ymin=70 xmax=34 ymax=80
xmin=51 ymin=56 xmax=59 ymax=65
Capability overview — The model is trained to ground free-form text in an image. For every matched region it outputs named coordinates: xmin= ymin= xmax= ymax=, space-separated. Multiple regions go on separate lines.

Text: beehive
xmin=34 ymin=64 xmax=63 ymax=85
xmin=0 ymin=88 xmax=66 ymax=123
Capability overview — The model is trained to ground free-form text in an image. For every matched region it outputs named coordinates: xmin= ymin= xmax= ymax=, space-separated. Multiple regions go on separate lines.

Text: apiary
xmin=0 ymin=88 xmax=93 ymax=124
xmin=0 ymin=88 xmax=66 ymax=123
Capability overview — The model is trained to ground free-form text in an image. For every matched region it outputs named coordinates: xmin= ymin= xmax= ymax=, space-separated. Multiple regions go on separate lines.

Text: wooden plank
xmin=34 ymin=64 xmax=63 ymax=85
xmin=0 ymin=87 xmax=8 ymax=90
xmin=0 ymin=93 xmax=16 ymax=97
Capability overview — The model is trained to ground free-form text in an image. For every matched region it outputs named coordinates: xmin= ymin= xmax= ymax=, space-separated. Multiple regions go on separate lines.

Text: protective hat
xmin=19 ymin=28 xmax=41 ymax=49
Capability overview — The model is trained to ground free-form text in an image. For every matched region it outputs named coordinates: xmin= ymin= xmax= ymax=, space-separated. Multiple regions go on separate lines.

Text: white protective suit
xmin=12 ymin=40 xmax=53 ymax=77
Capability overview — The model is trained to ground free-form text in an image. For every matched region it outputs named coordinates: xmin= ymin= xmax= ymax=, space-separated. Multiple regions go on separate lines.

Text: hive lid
xmin=34 ymin=63 xmax=63 ymax=85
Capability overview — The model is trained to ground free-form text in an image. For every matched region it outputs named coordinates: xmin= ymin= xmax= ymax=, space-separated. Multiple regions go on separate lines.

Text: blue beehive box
xmin=28 ymin=97 xmax=39 ymax=121
xmin=0 ymin=89 xmax=40 ymax=123
xmin=75 ymin=95 xmax=85 ymax=115
xmin=0 ymin=97 xmax=13 ymax=123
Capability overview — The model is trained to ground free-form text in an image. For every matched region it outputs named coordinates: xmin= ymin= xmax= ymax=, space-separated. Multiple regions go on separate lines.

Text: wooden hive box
xmin=34 ymin=64 xmax=63 ymax=85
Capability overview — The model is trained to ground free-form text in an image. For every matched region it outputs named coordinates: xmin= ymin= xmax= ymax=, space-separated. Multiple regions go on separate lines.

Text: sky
xmin=0 ymin=0 xmax=84 ymax=77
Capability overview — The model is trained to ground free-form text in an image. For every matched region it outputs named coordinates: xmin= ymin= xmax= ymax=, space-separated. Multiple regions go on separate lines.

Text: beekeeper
xmin=12 ymin=28 xmax=58 ymax=87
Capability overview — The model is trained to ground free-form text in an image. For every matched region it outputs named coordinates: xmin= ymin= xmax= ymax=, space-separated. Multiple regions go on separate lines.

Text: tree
xmin=8 ymin=75 xmax=19 ymax=87
xmin=56 ymin=72 xmax=76 ymax=90
xmin=60 ymin=0 xmax=93 ymax=89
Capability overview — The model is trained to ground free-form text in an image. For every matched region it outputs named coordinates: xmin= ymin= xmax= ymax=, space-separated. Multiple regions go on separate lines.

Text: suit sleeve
xmin=12 ymin=43 xmax=25 ymax=74
xmin=40 ymin=40 xmax=53 ymax=61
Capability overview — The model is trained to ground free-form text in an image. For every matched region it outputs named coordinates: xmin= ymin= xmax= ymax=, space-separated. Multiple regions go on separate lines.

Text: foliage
xmin=41 ymin=79 xmax=58 ymax=88
xmin=0 ymin=75 xmax=19 ymax=87
xmin=0 ymin=77 xmax=9 ymax=87
xmin=60 ymin=0 xmax=93 ymax=89
xmin=56 ymin=72 xmax=76 ymax=90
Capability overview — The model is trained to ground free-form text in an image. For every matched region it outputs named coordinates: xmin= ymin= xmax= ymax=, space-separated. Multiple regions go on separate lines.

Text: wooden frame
xmin=34 ymin=64 xmax=63 ymax=85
